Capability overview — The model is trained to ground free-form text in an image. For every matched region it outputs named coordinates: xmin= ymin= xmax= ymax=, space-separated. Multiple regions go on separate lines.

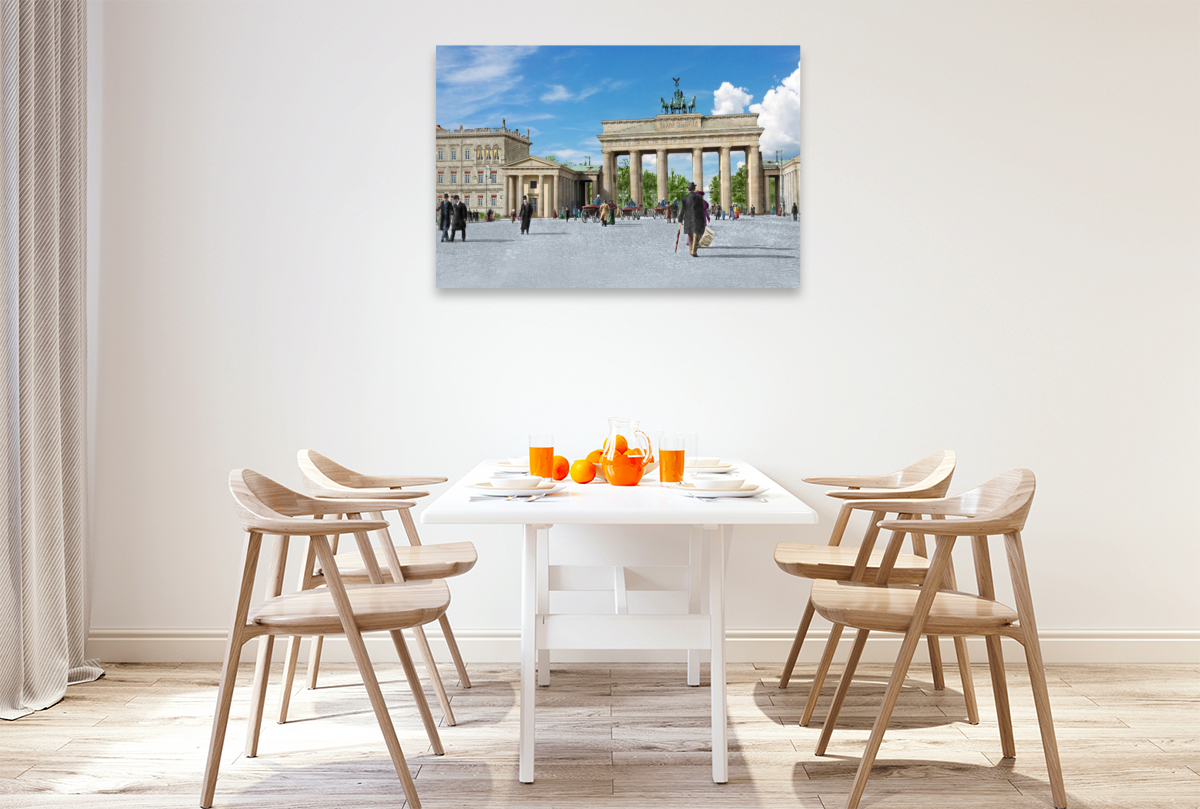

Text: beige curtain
xmin=0 ymin=0 xmax=98 ymax=721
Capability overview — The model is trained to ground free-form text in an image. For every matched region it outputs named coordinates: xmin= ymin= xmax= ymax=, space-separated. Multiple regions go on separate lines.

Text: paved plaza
xmin=435 ymin=214 xmax=800 ymax=288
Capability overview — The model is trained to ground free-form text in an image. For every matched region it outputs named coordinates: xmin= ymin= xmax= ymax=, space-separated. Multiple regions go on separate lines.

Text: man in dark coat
xmin=438 ymin=193 xmax=451 ymax=242
xmin=518 ymin=195 xmax=533 ymax=234
xmin=792 ymin=201 xmax=798 ymax=221
xmin=449 ymin=195 xmax=467 ymax=242
xmin=678 ymin=182 xmax=705 ymax=257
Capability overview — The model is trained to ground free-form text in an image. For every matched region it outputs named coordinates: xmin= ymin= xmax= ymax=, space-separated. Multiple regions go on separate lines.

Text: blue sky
xmin=436 ymin=46 xmax=801 ymax=185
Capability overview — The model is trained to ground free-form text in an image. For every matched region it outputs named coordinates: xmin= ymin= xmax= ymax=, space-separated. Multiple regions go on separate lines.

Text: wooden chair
xmin=203 ymin=469 xmax=450 ymax=809
xmin=809 ymin=469 xmax=1066 ymax=809
xmin=775 ymin=450 xmax=978 ymax=727
xmin=274 ymin=450 xmax=475 ymax=729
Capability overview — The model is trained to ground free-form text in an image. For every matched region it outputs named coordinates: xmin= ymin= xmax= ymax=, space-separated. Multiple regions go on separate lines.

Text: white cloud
xmin=712 ymin=82 xmax=753 ymax=115
xmin=436 ymin=46 xmax=537 ymax=122
xmin=540 ymin=85 xmax=572 ymax=103
xmin=540 ymin=84 xmax=601 ymax=103
xmin=749 ymin=60 xmax=801 ymax=157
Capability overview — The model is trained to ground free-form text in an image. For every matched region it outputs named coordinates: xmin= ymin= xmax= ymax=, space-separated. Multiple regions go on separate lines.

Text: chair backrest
xmin=298 ymin=450 xmax=375 ymax=492
xmin=828 ymin=450 xmax=957 ymax=502
xmin=230 ymin=468 xmax=319 ymax=530
xmin=940 ymin=469 xmax=1036 ymax=533
xmin=895 ymin=450 xmax=956 ymax=488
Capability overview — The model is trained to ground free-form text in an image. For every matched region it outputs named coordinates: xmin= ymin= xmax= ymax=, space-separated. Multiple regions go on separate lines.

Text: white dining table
xmin=420 ymin=459 xmax=818 ymax=784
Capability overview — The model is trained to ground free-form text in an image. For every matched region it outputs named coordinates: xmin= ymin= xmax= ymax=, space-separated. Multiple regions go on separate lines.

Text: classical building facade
xmin=778 ymin=155 xmax=800 ymax=215
xmin=501 ymin=157 xmax=598 ymax=217
xmin=595 ymin=112 xmax=768 ymax=213
xmin=435 ymin=123 xmax=530 ymax=213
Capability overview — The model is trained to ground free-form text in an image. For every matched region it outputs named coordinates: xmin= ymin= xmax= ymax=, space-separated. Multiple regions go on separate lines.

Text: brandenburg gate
xmin=596 ymin=109 xmax=766 ymax=213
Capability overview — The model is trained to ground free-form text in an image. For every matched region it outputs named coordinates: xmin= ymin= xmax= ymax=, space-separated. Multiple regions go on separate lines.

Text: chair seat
xmin=810 ymin=580 xmax=1018 ymax=636
xmin=318 ymin=541 xmax=477 ymax=583
xmin=774 ymin=542 xmax=931 ymax=585
xmin=249 ymin=580 xmax=451 ymax=635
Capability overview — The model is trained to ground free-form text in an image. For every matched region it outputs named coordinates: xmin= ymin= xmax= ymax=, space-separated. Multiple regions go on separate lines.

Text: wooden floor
xmin=1 ymin=660 xmax=1197 ymax=808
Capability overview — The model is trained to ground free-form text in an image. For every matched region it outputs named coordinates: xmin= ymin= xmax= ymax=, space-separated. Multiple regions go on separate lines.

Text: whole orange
xmin=586 ymin=448 xmax=603 ymax=464
xmin=601 ymin=434 xmax=629 ymax=455
xmin=551 ymin=455 xmax=569 ymax=481
xmin=569 ymin=459 xmax=597 ymax=484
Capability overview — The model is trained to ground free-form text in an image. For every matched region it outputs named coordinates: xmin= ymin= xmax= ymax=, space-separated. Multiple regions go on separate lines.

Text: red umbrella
xmin=674 ymin=223 xmax=682 ymax=254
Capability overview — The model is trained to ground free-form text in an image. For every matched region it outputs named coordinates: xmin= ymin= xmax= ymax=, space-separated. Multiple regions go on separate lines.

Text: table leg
xmin=520 ymin=524 xmax=539 ymax=783
xmin=709 ymin=525 xmax=730 ymax=783
xmin=537 ymin=526 xmax=550 ymax=687
xmin=688 ymin=527 xmax=703 ymax=687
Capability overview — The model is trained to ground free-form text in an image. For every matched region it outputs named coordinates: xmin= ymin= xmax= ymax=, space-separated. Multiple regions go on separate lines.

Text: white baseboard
xmin=87 ymin=626 xmax=1200 ymax=665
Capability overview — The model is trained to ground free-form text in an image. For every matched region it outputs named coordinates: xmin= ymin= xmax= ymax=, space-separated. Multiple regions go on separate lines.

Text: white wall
xmin=87 ymin=0 xmax=1200 ymax=663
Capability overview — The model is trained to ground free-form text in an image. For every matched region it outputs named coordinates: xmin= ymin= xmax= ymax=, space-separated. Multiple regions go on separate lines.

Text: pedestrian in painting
xmin=593 ymin=193 xmax=601 ymax=206
xmin=607 ymin=200 xmax=616 ymax=226
xmin=564 ymin=206 xmax=571 ymax=222
xmin=599 ymin=200 xmax=610 ymax=227
xmin=679 ymin=182 xmax=705 ymax=258
xmin=511 ymin=208 xmax=517 ymax=223
xmin=519 ymin=195 xmax=533 ymax=234
xmin=447 ymin=195 xmax=467 ymax=241
xmin=438 ymin=193 xmax=451 ymax=242
xmin=792 ymin=201 xmax=798 ymax=221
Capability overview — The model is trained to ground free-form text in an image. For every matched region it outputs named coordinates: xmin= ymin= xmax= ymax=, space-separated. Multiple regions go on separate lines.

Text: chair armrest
xmin=308 ymin=497 xmax=416 ymax=516
xmin=877 ymin=516 xmax=1009 ymax=536
xmin=839 ymin=496 xmax=958 ymax=514
xmin=249 ymin=517 xmax=389 ymax=536
xmin=803 ymin=474 xmax=898 ymax=488
xmin=357 ymin=474 xmax=448 ymax=488
xmin=828 ymin=487 xmax=940 ymax=501
xmin=309 ymin=488 xmax=429 ymax=500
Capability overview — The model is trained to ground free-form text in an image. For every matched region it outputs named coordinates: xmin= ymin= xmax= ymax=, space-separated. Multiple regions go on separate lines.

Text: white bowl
xmin=691 ymin=476 xmax=745 ymax=491
xmin=496 ymin=476 xmax=542 ymax=489
xmin=508 ymin=456 xmax=529 ymax=466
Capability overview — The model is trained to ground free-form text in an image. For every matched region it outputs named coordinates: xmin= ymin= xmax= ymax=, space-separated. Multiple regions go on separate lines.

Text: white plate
xmin=673 ymin=482 xmax=768 ymax=498
xmin=495 ymin=460 xmax=529 ymax=471
xmin=472 ymin=480 xmax=563 ymax=496
xmin=685 ymin=459 xmax=733 ymax=471
xmin=689 ymin=466 xmax=737 ymax=475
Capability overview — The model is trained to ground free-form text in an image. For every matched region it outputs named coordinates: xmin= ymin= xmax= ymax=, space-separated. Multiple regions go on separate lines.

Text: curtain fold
xmin=0 ymin=0 xmax=98 ymax=721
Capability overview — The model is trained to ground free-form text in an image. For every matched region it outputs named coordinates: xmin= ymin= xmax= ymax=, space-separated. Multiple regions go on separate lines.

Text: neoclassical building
xmin=436 ymin=107 xmax=797 ymax=217
xmin=596 ymin=111 xmax=771 ymax=213
xmin=435 ymin=122 xmax=530 ymax=213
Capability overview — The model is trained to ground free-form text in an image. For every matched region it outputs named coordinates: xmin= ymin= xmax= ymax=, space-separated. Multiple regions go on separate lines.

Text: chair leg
xmin=439 ymin=613 xmax=472 ymax=688
xmin=801 ymin=622 xmax=843 ymax=726
xmin=201 ymin=533 xmax=262 ymax=809
xmin=779 ymin=597 xmax=816 ymax=688
xmin=200 ymin=632 xmax=247 ymax=808
xmin=305 ymin=635 xmax=325 ymax=689
xmin=925 ymin=634 xmax=946 ymax=690
xmin=985 ymin=634 xmax=1015 ymax=756
xmin=1006 ymin=532 xmax=1067 ymax=809
xmin=953 ymin=635 xmax=979 ymax=724
xmin=244 ymin=635 xmax=275 ymax=757
xmin=389 ymin=628 xmax=445 ymax=755
xmin=277 ymin=634 xmax=303 ymax=723
xmin=815 ymin=628 xmax=870 ymax=755
xmin=412 ymin=623 xmax=457 ymax=726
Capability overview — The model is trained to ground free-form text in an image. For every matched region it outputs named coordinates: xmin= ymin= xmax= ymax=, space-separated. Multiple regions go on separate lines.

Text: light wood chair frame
xmin=810 ymin=469 xmax=1066 ymax=809
xmin=204 ymin=470 xmax=449 ymax=809
xmin=775 ymin=450 xmax=979 ymax=727
xmin=277 ymin=450 xmax=473 ymax=729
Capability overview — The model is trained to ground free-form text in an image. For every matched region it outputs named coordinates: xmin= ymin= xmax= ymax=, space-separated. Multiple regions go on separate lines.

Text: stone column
xmin=759 ymin=152 xmax=768 ymax=212
xmin=719 ymin=146 xmax=731 ymax=212
xmin=692 ymin=147 xmax=703 ymax=192
xmin=747 ymin=145 xmax=760 ymax=215
xmin=655 ymin=149 xmax=668 ymax=205
xmin=549 ymin=174 xmax=557 ymax=216
xmin=507 ymin=175 xmax=515 ymax=212
xmin=628 ymin=150 xmax=641 ymax=205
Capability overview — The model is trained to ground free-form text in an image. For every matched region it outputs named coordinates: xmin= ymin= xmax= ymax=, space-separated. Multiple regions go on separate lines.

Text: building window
xmin=450 ymin=171 xmax=456 ymax=183
xmin=478 ymin=196 xmax=483 ymax=207
xmin=477 ymin=172 xmax=483 ymax=184
xmin=437 ymin=172 xmax=443 ymax=183
xmin=464 ymin=174 xmax=470 ymax=184
xmin=491 ymin=195 xmax=497 ymax=207
xmin=490 ymin=172 xmax=497 ymax=183
xmin=531 ymin=180 xmax=538 ymax=189
xmin=465 ymin=149 xmax=470 ymax=159
xmin=438 ymin=150 xmax=443 ymax=160
xmin=451 ymin=150 xmax=456 ymax=159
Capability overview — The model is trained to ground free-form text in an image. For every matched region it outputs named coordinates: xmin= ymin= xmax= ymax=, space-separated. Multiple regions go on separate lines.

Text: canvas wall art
xmin=435 ymin=46 xmax=800 ymax=289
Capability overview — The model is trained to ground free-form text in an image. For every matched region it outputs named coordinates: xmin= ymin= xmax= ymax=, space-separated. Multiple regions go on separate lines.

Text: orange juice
xmin=529 ymin=445 xmax=554 ymax=478
xmin=659 ymin=449 xmax=685 ymax=483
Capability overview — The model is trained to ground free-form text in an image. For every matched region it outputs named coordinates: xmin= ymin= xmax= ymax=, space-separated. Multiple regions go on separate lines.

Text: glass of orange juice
xmin=529 ymin=433 xmax=554 ymax=478
xmin=658 ymin=432 xmax=686 ymax=483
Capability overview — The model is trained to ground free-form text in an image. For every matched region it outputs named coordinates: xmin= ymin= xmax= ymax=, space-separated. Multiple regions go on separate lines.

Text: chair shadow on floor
xmin=752 ymin=675 xmax=966 ymax=732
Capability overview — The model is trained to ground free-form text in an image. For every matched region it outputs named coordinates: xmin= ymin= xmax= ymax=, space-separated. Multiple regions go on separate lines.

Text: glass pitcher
xmin=601 ymin=416 xmax=655 ymax=486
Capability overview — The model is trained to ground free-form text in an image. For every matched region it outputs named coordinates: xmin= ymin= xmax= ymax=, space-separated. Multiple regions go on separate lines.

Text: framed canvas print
xmin=435 ymin=46 xmax=800 ymax=289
